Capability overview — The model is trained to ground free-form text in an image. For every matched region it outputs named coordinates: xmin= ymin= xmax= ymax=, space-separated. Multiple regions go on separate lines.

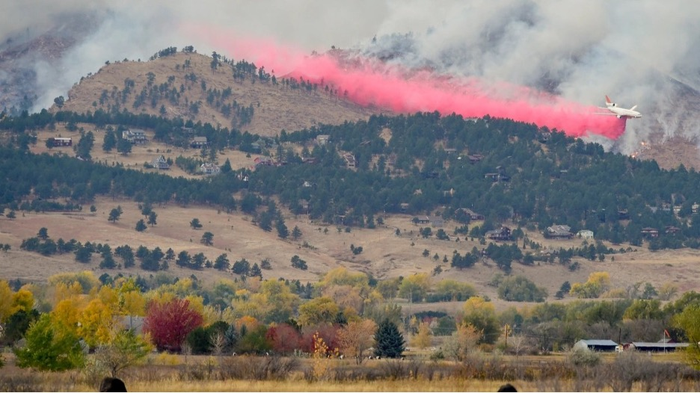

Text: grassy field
xmin=0 ymin=350 xmax=696 ymax=392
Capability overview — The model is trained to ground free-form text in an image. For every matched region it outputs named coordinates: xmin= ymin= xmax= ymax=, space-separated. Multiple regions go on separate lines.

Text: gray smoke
xmin=2 ymin=0 xmax=699 ymax=154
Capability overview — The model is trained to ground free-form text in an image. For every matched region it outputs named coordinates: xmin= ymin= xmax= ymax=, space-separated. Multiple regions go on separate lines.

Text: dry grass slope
xmin=57 ymin=52 xmax=376 ymax=137
xmin=2 ymin=198 xmax=700 ymax=306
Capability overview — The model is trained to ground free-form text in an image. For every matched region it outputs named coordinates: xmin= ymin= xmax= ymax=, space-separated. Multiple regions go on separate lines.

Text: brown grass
xmin=2 ymin=197 xmax=700 ymax=304
xmin=1 ymin=351 xmax=698 ymax=392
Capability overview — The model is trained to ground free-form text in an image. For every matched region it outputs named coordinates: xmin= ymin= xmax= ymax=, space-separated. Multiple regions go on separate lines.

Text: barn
xmin=573 ymin=339 xmax=618 ymax=352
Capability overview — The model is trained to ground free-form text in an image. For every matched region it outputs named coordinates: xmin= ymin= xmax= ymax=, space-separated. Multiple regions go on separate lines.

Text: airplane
xmin=599 ymin=95 xmax=642 ymax=118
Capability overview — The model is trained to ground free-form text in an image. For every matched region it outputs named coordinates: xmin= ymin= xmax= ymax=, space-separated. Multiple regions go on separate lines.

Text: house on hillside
xmin=577 ymin=230 xmax=594 ymax=240
xmin=484 ymin=173 xmax=499 ymax=181
xmin=316 ymin=135 xmax=330 ymax=146
xmin=151 ymin=155 xmax=170 ymax=170
xmin=573 ymin=339 xmax=618 ymax=352
xmin=123 ymin=129 xmax=147 ymax=144
xmin=545 ymin=225 xmax=573 ymax=239
xmin=52 ymin=137 xmax=72 ymax=147
xmin=468 ymin=154 xmax=484 ymax=164
xmin=641 ymin=227 xmax=659 ymax=238
xmin=413 ymin=216 xmax=430 ymax=225
xmin=486 ymin=226 xmax=511 ymax=241
xmin=665 ymin=226 xmax=681 ymax=235
xmin=343 ymin=153 xmax=356 ymax=168
xmin=199 ymin=163 xmax=220 ymax=175
xmin=190 ymin=136 xmax=208 ymax=148
xmin=457 ymin=208 xmax=485 ymax=221
xmin=430 ymin=216 xmax=444 ymax=228
xmin=254 ymin=156 xmax=273 ymax=167
xmin=618 ymin=209 xmax=630 ymax=220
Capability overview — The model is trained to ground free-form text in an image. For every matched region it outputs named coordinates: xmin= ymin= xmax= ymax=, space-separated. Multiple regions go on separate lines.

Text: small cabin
xmin=151 ymin=155 xmax=170 ymax=170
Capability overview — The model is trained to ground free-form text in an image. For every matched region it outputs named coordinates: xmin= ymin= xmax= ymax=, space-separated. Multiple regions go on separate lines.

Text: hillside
xmin=55 ymin=51 xmax=376 ymax=137
xmin=2 ymin=197 xmax=699 ymax=312
xmin=3 ymin=109 xmax=700 ymax=307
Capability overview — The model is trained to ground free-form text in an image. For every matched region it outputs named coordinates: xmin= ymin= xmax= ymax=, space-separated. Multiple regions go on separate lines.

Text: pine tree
xmin=374 ymin=319 xmax=405 ymax=358
xmin=135 ymin=219 xmax=147 ymax=232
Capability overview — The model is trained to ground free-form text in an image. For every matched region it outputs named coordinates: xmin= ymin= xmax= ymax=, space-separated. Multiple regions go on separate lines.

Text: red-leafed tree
xmin=301 ymin=323 xmax=341 ymax=354
xmin=266 ymin=323 xmax=302 ymax=354
xmin=143 ymin=298 xmax=203 ymax=352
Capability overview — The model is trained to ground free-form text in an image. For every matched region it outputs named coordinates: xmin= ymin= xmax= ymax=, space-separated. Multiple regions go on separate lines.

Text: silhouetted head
xmin=497 ymin=383 xmax=517 ymax=392
xmin=99 ymin=377 xmax=127 ymax=392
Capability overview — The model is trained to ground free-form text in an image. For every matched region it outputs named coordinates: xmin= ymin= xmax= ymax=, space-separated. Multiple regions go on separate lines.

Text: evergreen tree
xmin=374 ymin=319 xmax=405 ymax=358
xmin=75 ymin=245 xmax=92 ymax=263
xmin=221 ymin=158 xmax=232 ymax=173
xmin=276 ymin=219 xmax=289 ymax=239
xmin=135 ymin=219 xmax=147 ymax=232
xmin=190 ymin=218 xmax=202 ymax=229
xmin=108 ymin=207 xmax=122 ymax=223
xmin=103 ymin=130 xmax=117 ymax=151
xmin=117 ymin=137 xmax=132 ymax=155
xmin=214 ymin=254 xmax=230 ymax=271
xmin=250 ymin=263 xmax=262 ymax=278
xmin=292 ymin=226 xmax=302 ymax=240
xmin=148 ymin=211 xmax=158 ymax=226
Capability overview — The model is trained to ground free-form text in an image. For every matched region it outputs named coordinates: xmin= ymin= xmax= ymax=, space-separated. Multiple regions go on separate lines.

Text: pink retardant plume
xmin=190 ymin=25 xmax=625 ymax=139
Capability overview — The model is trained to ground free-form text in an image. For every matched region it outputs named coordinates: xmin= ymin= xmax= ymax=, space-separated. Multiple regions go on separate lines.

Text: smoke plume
xmin=2 ymin=0 xmax=700 ymax=152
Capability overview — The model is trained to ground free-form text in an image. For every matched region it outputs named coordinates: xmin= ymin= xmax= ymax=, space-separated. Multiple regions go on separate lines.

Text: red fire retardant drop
xmin=194 ymin=26 xmax=626 ymax=139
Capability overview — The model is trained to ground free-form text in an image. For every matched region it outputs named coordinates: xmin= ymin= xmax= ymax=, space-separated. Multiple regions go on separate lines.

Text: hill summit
xmin=55 ymin=50 xmax=376 ymax=136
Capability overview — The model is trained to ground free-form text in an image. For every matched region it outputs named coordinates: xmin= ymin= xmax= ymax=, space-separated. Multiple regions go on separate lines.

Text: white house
xmin=199 ymin=163 xmax=220 ymax=175
xmin=577 ymin=230 xmax=594 ymax=239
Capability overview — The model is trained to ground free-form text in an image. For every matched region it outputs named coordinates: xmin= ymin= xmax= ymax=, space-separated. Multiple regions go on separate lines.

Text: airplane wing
xmin=594 ymin=110 xmax=620 ymax=116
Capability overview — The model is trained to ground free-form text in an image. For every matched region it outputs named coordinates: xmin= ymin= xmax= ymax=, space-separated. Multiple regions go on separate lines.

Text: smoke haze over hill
xmin=3 ymin=1 xmax=700 ymax=151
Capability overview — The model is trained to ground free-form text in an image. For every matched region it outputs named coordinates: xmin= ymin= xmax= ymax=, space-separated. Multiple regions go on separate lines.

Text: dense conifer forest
xmin=2 ymin=109 xmax=700 ymax=251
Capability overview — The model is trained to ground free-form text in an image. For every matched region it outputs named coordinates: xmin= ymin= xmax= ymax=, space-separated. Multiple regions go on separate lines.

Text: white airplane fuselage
xmin=606 ymin=105 xmax=642 ymax=119
xmin=604 ymin=96 xmax=642 ymax=118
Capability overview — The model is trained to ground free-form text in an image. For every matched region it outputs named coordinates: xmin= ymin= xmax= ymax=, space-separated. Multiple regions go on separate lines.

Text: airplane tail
xmin=605 ymin=95 xmax=615 ymax=107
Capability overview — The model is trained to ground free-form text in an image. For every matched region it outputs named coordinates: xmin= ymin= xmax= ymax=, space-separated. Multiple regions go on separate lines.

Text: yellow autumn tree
xmin=462 ymin=296 xmax=500 ymax=344
xmin=569 ymin=271 xmax=611 ymax=299
xmin=78 ymin=298 xmax=116 ymax=347
xmin=298 ymin=297 xmax=339 ymax=327
xmin=398 ymin=273 xmax=431 ymax=303
xmin=0 ymin=280 xmax=14 ymax=322
xmin=11 ymin=288 xmax=35 ymax=315
xmin=411 ymin=321 xmax=433 ymax=349
xmin=252 ymin=279 xmax=300 ymax=323
xmin=52 ymin=297 xmax=85 ymax=338
xmin=48 ymin=271 xmax=100 ymax=294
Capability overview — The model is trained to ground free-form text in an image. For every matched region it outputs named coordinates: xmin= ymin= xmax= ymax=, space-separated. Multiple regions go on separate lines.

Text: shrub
xmin=568 ymin=349 xmax=601 ymax=367
xmin=497 ymin=275 xmax=547 ymax=302
xmin=219 ymin=356 xmax=298 ymax=380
